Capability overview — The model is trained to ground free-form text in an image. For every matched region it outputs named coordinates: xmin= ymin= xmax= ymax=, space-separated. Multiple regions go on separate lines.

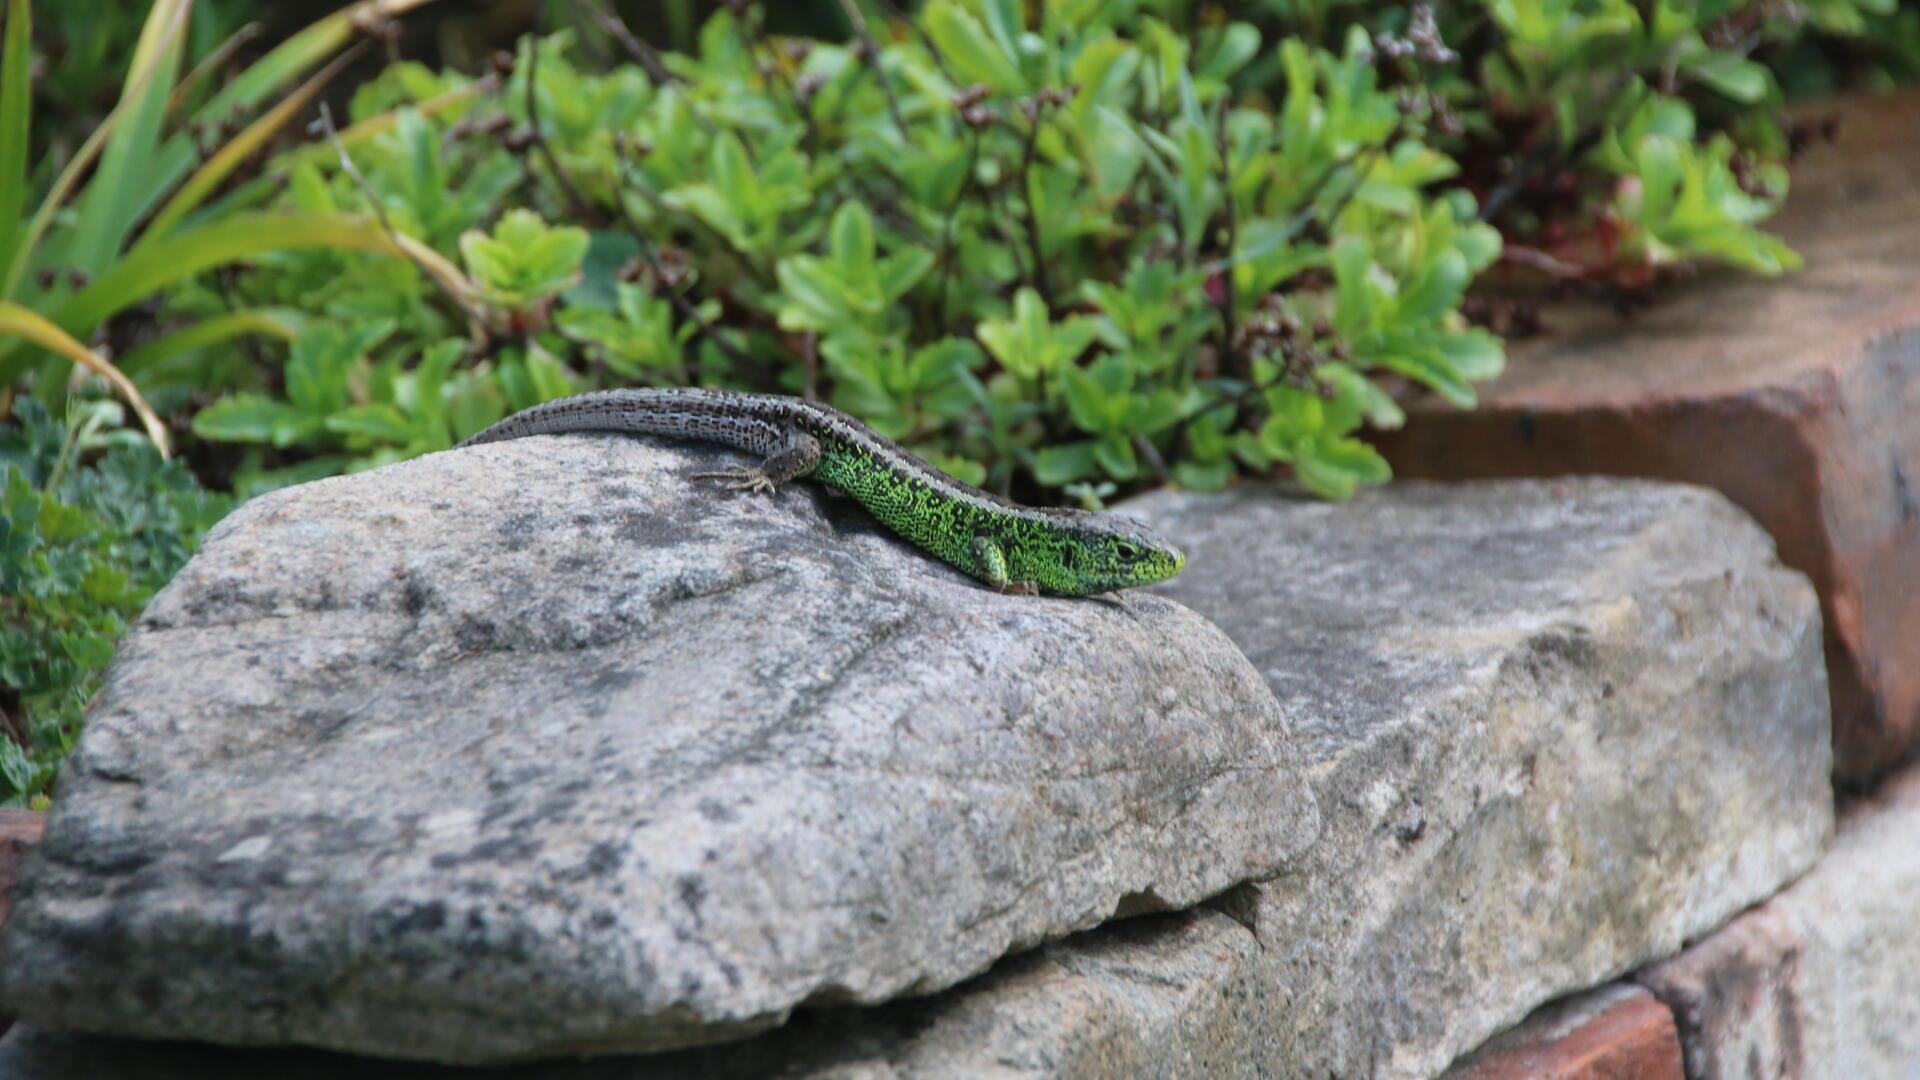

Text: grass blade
xmin=0 ymin=0 xmax=31 ymax=297
xmin=278 ymin=76 xmax=492 ymax=174
xmin=65 ymin=0 xmax=192 ymax=278
xmin=0 ymin=211 xmax=404 ymax=384
xmin=0 ymin=301 xmax=171 ymax=457
xmin=141 ymin=41 xmax=367 ymax=244
xmin=134 ymin=0 xmax=448 ymax=225
xmin=117 ymin=307 xmax=304 ymax=382
xmin=55 ymin=211 xmax=405 ymax=344
xmin=191 ymin=0 xmax=441 ymax=124
xmin=1 ymin=2 xmax=193 ymax=314
xmin=165 ymin=20 xmax=263 ymax=116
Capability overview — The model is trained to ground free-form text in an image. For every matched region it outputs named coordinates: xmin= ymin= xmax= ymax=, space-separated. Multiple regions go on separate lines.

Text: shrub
xmin=0 ymin=400 xmax=229 ymax=806
xmin=184 ymin=5 xmax=1510 ymax=502
xmin=173 ymin=0 xmax=1903 ymax=504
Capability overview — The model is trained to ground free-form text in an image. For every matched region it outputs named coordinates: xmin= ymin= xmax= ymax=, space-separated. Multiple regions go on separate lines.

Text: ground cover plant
xmin=1 ymin=0 xmax=1912 ymax=802
xmin=0 ymin=400 xmax=229 ymax=804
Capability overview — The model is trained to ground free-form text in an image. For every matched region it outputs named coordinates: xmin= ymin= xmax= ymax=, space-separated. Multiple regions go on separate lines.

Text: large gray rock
xmin=0 ymin=479 xmax=1832 ymax=1080
xmin=1637 ymin=761 xmax=1920 ymax=1078
xmin=1125 ymin=481 xmax=1828 ymax=1078
xmin=0 ymin=434 xmax=1319 ymax=1064
xmin=679 ymin=480 xmax=1831 ymax=1077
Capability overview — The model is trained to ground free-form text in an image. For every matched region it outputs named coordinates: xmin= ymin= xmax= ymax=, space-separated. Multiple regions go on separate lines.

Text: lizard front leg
xmin=693 ymin=426 xmax=822 ymax=495
xmin=970 ymin=535 xmax=1038 ymax=595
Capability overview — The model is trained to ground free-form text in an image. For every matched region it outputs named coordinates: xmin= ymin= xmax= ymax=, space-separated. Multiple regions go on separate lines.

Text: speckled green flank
xmin=461 ymin=389 xmax=1186 ymax=597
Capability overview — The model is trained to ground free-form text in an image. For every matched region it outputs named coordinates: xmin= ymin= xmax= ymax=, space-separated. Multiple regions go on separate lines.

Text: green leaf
xmin=776 ymin=259 xmax=856 ymax=332
xmin=977 ymin=0 xmax=1024 ymax=64
xmin=713 ymin=131 xmax=753 ymax=210
xmin=923 ymin=0 xmax=1027 ymax=94
xmin=0 ymin=0 xmax=31 ymax=293
xmin=325 ymin=403 xmax=414 ymax=444
xmin=191 ymin=394 xmax=313 ymax=445
xmin=1033 ymin=441 xmax=1096 ymax=485
xmin=1198 ymin=24 xmax=1261 ymax=83
xmin=1091 ymin=435 xmax=1137 ymax=480
xmin=977 ymin=287 xmax=1051 ymax=380
xmin=1396 ymin=250 xmax=1469 ymax=325
xmin=1061 ymin=367 xmax=1109 ymax=433
xmin=828 ymin=201 xmax=880 ymax=299
xmin=67 ymin=0 xmax=191 ymax=278
xmin=1173 ymin=458 xmax=1234 ymax=491
xmin=1633 ymin=135 xmax=1685 ymax=226
xmin=1688 ymin=53 xmax=1770 ymax=103
xmin=1088 ymin=106 xmax=1146 ymax=199
xmin=1068 ymin=36 xmax=1138 ymax=121
xmin=931 ymin=453 xmax=988 ymax=488
xmin=1294 ymin=438 xmax=1390 ymax=501
xmin=459 ymin=209 xmax=590 ymax=309
xmin=1331 ymin=236 xmax=1377 ymax=335
xmin=880 ymin=249 xmax=936 ymax=302
xmin=1435 ymin=330 xmax=1506 ymax=383
xmin=1372 ymin=334 xmax=1478 ymax=408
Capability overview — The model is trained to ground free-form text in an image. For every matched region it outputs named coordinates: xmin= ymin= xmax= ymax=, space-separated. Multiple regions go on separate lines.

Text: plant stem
xmin=835 ymin=0 xmax=911 ymax=143
xmin=1017 ymin=112 xmax=1053 ymax=309
xmin=1216 ymin=106 xmax=1241 ymax=381
xmin=935 ymin=129 xmax=982 ymax=326
xmin=606 ymin=139 xmax=760 ymax=377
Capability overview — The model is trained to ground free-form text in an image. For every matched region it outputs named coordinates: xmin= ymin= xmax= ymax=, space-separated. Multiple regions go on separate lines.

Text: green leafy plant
xmin=1360 ymin=0 xmax=1887 ymax=286
xmin=461 ymin=208 xmax=591 ymax=315
xmin=0 ymin=0 xmax=448 ymax=444
xmin=0 ymin=400 xmax=229 ymax=806
xmin=190 ymin=322 xmax=522 ymax=488
xmin=159 ymin=0 xmax=1902 ymax=507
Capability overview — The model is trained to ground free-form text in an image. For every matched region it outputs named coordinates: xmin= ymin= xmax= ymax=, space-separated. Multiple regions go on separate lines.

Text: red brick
xmin=1637 ymin=907 xmax=1806 ymax=1080
xmin=1444 ymin=984 xmax=1685 ymax=1080
xmin=1373 ymin=89 xmax=1920 ymax=780
xmin=0 ymin=808 xmax=45 ymax=1040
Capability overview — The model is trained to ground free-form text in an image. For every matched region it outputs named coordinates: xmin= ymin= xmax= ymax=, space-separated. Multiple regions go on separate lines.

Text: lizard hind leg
xmin=692 ymin=427 xmax=822 ymax=496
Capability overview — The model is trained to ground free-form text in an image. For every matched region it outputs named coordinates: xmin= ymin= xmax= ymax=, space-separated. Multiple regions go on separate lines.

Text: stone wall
xmin=0 ymin=460 xmax=1837 ymax=1078
xmin=3 ymin=97 xmax=1915 ymax=1070
xmin=1374 ymin=88 xmax=1920 ymax=782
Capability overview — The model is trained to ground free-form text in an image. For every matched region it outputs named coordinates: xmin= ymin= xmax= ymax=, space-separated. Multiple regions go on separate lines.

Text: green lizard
xmin=460 ymin=388 xmax=1185 ymax=597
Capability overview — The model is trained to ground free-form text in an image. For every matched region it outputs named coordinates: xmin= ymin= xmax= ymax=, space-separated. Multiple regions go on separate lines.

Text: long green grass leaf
xmin=135 ymin=0 xmax=447 ymax=229
xmin=193 ymin=0 xmax=440 ymax=124
xmin=0 ymin=301 xmax=170 ymax=456
xmin=1 ymin=1 xmax=193 ymax=317
xmin=0 ymin=211 xmax=401 ymax=384
xmin=170 ymin=77 xmax=490 ymax=237
xmin=117 ymin=307 xmax=304 ymax=381
xmin=141 ymin=42 xmax=365 ymax=244
xmin=65 ymin=0 xmax=192 ymax=278
xmin=165 ymin=20 xmax=262 ymax=115
xmin=56 ymin=211 xmax=401 ymax=342
xmin=0 ymin=0 xmax=31 ymax=296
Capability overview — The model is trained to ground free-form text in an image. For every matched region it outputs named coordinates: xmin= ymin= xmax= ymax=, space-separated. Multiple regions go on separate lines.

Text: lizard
xmin=459 ymin=388 xmax=1186 ymax=597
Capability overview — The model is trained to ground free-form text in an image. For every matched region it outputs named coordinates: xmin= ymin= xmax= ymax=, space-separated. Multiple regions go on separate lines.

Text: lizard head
xmin=1036 ymin=513 xmax=1186 ymax=596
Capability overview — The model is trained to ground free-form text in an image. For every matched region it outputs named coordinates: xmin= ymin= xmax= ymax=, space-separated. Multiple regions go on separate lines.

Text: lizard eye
xmin=1114 ymin=541 xmax=1143 ymax=561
